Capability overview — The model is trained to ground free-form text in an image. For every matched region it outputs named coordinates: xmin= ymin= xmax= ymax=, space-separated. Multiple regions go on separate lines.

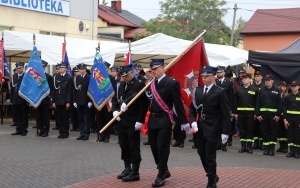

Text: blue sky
xmin=120 ymin=0 xmax=300 ymax=27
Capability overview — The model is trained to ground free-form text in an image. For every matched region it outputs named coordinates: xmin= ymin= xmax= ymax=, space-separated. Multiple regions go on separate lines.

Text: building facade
xmin=0 ymin=0 xmax=98 ymax=40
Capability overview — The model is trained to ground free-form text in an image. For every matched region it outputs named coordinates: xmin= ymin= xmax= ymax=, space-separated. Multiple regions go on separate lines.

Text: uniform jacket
xmin=234 ymin=84 xmax=257 ymax=114
xmin=255 ymin=85 xmax=281 ymax=116
xmin=52 ymin=73 xmax=73 ymax=105
xmin=282 ymin=92 xmax=300 ymax=119
xmin=73 ymin=74 xmax=91 ymax=105
xmin=216 ymin=77 xmax=234 ymax=111
xmin=148 ymin=75 xmax=188 ymax=129
xmin=189 ymin=84 xmax=231 ymax=137
xmin=112 ymin=77 xmax=148 ymax=126
xmin=10 ymin=73 xmax=27 ymax=105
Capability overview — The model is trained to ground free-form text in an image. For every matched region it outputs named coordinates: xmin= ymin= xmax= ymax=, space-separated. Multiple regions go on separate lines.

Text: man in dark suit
xmin=52 ymin=64 xmax=61 ymax=130
xmin=147 ymin=59 xmax=190 ymax=187
xmin=11 ymin=62 xmax=29 ymax=136
xmin=70 ymin=66 xmax=80 ymax=132
xmin=189 ymin=66 xmax=230 ymax=188
xmin=216 ymin=65 xmax=234 ymax=151
xmin=134 ymin=63 xmax=146 ymax=82
xmin=73 ymin=63 xmax=93 ymax=140
xmin=111 ymin=64 xmax=148 ymax=182
xmin=52 ymin=62 xmax=73 ymax=139
xmin=36 ymin=60 xmax=53 ymax=137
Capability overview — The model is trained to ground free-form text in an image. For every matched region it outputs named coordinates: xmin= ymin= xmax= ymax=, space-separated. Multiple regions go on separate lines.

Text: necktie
xmin=124 ymin=83 xmax=128 ymax=90
xmin=203 ymin=87 xmax=208 ymax=97
xmin=155 ymin=79 xmax=158 ymax=85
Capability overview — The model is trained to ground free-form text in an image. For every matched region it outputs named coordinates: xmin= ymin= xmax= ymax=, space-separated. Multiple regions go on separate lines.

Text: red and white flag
xmin=166 ymin=39 xmax=208 ymax=120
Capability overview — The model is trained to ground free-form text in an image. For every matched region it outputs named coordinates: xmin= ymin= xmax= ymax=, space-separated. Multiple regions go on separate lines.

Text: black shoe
xmin=41 ymin=133 xmax=48 ymax=137
xmin=11 ymin=132 xmax=22 ymax=135
xmin=76 ymin=136 xmax=84 ymax=140
xmin=188 ymin=139 xmax=194 ymax=142
xmin=21 ymin=132 xmax=27 ymax=136
xmin=10 ymin=124 xmax=16 ymax=127
xmin=52 ymin=127 xmax=58 ymax=130
xmin=98 ymin=137 xmax=105 ymax=142
xmin=179 ymin=143 xmax=184 ymax=148
xmin=143 ymin=141 xmax=150 ymax=145
xmin=70 ymin=128 xmax=76 ymax=131
xmin=172 ymin=141 xmax=180 ymax=147
xmin=152 ymin=177 xmax=165 ymax=187
xmin=192 ymin=145 xmax=197 ymax=149
xmin=57 ymin=135 xmax=62 ymax=138
xmin=82 ymin=136 xmax=89 ymax=140
xmin=227 ymin=141 xmax=232 ymax=146
xmin=103 ymin=138 xmax=109 ymax=143
xmin=163 ymin=170 xmax=171 ymax=179
xmin=32 ymin=126 xmax=37 ymax=128
xmin=117 ymin=167 xmax=131 ymax=179
xmin=221 ymin=143 xmax=227 ymax=152
xmin=122 ymin=172 xmax=140 ymax=182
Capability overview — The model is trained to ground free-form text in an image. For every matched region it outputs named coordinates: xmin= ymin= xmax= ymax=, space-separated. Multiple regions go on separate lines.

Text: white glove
xmin=88 ymin=102 xmax=93 ymax=108
xmin=134 ymin=122 xmax=143 ymax=130
xmin=73 ymin=103 xmax=77 ymax=108
xmin=191 ymin=122 xmax=198 ymax=133
xmin=113 ymin=111 xmax=121 ymax=121
xmin=221 ymin=134 xmax=229 ymax=144
xmin=181 ymin=123 xmax=190 ymax=132
xmin=120 ymin=102 xmax=127 ymax=112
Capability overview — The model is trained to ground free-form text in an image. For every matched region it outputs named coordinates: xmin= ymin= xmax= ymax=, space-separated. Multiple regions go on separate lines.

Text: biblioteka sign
xmin=0 ymin=0 xmax=70 ymax=16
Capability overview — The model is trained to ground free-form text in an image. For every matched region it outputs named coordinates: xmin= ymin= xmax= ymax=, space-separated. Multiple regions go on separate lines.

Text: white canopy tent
xmin=101 ymin=33 xmax=248 ymax=68
xmin=1 ymin=30 xmax=122 ymax=66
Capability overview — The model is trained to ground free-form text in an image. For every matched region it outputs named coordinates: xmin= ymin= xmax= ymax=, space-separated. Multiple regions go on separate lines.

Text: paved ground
xmin=0 ymin=118 xmax=299 ymax=188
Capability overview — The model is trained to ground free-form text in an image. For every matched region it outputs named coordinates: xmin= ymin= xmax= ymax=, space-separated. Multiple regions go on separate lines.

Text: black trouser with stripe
xmin=260 ymin=113 xmax=278 ymax=145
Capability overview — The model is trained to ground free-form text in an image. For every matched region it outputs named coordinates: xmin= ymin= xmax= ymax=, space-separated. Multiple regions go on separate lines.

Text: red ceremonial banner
xmin=0 ymin=40 xmax=4 ymax=81
xmin=166 ymin=39 xmax=208 ymax=120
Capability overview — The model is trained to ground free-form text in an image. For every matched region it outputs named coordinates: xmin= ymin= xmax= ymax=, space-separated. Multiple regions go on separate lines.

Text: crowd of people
xmin=2 ymin=59 xmax=300 ymax=188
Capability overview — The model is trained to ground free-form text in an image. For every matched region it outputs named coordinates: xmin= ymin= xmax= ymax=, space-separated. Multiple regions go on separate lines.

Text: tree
xmin=101 ymin=0 xmax=108 ymax=6
xmin=142 ymin=0 xmax=230 ymax=44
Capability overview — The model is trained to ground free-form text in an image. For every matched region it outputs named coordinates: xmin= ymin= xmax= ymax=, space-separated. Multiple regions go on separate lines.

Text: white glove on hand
xmin=88 ymin=102 xmax=93 ymax=108
xmin=221 ymin=134 xmax=229 ymax=144
xmin=134 ymin=122 xmax=143 ymax=130
xmin=120 ymin=102 xmax=127 ymax=112
xmin=73 ymin=103 xmax=77 ymax=108
xmin=181 ymin=123 xmax=190 ymax=132
xmin=113 ymin=111 xmax=121 ymax=121
xmin=191 ymin=122 xmax=198 ymax=133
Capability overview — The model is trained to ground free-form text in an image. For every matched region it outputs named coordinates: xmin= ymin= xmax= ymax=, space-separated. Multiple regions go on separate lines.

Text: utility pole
xmin=230 ymin=3 xmax=238 ymax=46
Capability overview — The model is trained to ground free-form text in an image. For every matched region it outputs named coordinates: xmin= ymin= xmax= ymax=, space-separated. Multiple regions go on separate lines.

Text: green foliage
xmin=142 ymin=0 xmax=230 ymax=44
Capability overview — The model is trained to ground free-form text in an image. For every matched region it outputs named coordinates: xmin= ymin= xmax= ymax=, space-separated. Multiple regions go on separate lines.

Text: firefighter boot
xmin=286 ymin=146 xmax=295 ymax=158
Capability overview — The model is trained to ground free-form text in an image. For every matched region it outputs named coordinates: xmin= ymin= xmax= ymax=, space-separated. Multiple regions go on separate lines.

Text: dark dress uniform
xmin=11 ymin=67 xmax=29 ymax=136
xmin=215 ymin=66 xmax=234 ymax=150
xmin=189 ymin=69 xmax=230 ymax=188
xmin=97 ymin=74 xmax=115 ymax=142
xmin=52 ymin=70 xmax=73 ymax=138
xmin=234 ymin=76 xmax=257 ymax=154
xmin=112 ymin=65 xmax=148 ymax=182
xmin=37 ymin=71 xmax=53 ymax=137
xmin=282 ymin=81 xmax=300 ymax=158
xmin=147 ymin=58 xmax=188 ymax=187
xmin=74 ymin=69 xmax=92 ymax=140
xmin=255 ymin=75 xmax=281 ymax=156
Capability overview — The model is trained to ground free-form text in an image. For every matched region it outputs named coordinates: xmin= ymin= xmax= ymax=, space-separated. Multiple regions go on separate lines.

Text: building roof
xmin=98 ymin=5 xmax=137 ymax=27
xmin=106 ymin=7 xmax=146 ymax=27
xmin=124 ymin=28 xmax=148 ymax=39
xmin=241 ymin=8 xmax=300 ymax=34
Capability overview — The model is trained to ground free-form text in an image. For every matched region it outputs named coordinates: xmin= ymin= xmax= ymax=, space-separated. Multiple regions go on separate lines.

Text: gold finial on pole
xmin=1 ymin=31 xmax=3 ymax=41
xmin=33 ymin=34 xmax=36 ymax=45
xmin=97 ymin=41 xmax=100 ymax=51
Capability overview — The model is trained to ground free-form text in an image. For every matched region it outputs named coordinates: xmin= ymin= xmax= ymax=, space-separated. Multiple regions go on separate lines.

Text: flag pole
xmin=1 ymin=31 xmax=4 ymax=125
xmin=33 ymin=34 xmax=40 ymax=137
xmin=95 ymin=41 xmax=102 ymax=143
xmin=100 ymin=23 xmax=215 ymax=134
